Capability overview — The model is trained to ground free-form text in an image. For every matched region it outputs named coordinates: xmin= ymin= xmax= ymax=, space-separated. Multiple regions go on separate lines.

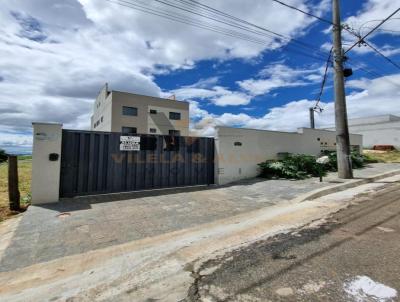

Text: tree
xmin=0 ymin=149 xmax=8 ymax=163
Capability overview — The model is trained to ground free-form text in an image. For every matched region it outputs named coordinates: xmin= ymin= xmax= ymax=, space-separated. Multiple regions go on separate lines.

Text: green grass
xmin=363 ymin=150 xmax=400 ymax=163
xmin=0 ymin=159 xmax=31 ymax=221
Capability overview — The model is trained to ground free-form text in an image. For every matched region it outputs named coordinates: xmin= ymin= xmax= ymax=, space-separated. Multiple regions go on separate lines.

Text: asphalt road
xmin=186 ymin=183 xmax=400 ymax=302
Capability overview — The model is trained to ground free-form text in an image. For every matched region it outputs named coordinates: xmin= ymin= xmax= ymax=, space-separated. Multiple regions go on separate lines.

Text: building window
xmin=100 ymin=116 xmax=103 ymax=123
xmin=149 ymin=128 xmax=157 ymax=133
xmin=122 ymin=127 xmax=137 ymax=134
xmin=169 ymin=112 xmax=181 ymax=120
xmin=234 ymin=142 xmax=242 ymax=146
xmin=122 ymin=106 xmax=138 ymax=116
xmin=169 ymin=130 xmax=180 ymax=136
xmin=164 ymin=136 xmax=180 ymax=151
xmin=150 ymin=109 xmax=157 ymax=114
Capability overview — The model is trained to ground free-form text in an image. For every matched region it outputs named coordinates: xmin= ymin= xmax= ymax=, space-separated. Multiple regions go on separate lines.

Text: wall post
xmin=8 ymin=155 xmax=20 ymax=211
xmin=31 ymin=123 xmax=63 ymax=204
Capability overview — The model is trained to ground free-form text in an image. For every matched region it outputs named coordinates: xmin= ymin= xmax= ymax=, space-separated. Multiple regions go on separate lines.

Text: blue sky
xmin=0 ymin=0 xmax=399 ymax=153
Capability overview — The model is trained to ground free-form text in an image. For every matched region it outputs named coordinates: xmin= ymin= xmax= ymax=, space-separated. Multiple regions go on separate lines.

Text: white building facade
xmin=91 ymin=84 xmax=190 ymax=136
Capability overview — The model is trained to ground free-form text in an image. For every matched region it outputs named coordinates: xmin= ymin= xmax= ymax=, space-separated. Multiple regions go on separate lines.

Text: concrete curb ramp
xmin=293 ymin=169 xmax=400 ymax=203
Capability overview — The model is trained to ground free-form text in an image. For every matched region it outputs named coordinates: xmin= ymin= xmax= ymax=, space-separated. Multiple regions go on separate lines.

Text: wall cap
xmin=32 ymin=122 xmax=63 ymax=126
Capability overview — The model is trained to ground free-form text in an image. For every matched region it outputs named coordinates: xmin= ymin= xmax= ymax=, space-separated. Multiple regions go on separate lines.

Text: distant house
xmin=325 ymin=115 xmax=400 ymax=149
xmin=91 ymin=84 xmax=189 ymax=136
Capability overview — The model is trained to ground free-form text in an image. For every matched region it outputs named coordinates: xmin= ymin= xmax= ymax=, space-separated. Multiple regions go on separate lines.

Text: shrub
xmin=321 ymin=150 xmax=366 ymax=170
xmin=258 ymin=151 xmax=367 ymax=180
xmin=0 ymin=149 xmax=7 ymax=163
xmin=258 ymin=154 xmax=326 ymax=180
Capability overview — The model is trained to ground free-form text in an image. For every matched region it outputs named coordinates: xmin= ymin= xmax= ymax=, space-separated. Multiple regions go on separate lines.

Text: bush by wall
xmin=258 ymin=151 xmax=367 ymax=180
xmin=258 ymin=154 xmax=326 ymax=180
xmin=321 ymin=151 xmax=366 ymax=171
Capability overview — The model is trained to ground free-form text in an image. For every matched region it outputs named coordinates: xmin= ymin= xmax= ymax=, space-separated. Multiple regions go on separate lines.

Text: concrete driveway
xmin=1 ymin=163 xmax=400 ymax=273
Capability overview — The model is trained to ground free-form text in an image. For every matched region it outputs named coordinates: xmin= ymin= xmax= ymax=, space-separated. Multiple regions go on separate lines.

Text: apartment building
xmin=91 ymin=84 xmax=189 ymax=136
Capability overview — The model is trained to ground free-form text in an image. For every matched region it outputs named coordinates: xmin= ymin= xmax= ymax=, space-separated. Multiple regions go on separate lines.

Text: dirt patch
xmin=0 ymin=205 xmax=27 ymax=222
xmin=0 ymin=206 xmax=18 ymax=222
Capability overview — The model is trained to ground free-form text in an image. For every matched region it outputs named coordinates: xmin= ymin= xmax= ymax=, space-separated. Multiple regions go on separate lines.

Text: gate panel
xmin=60 ymin=130 xmax=215 ymax=197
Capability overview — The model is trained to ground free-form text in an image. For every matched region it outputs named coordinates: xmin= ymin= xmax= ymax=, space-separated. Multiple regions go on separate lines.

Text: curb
xmin=292 ymin=169 xmax=400 ymax=203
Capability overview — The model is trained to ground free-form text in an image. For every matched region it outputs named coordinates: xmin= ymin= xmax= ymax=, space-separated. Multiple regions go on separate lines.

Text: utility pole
xmin=309 ymin=107 xmax=315 ymax=129
xmin=332 ymin=0 xmax=353 ymax=179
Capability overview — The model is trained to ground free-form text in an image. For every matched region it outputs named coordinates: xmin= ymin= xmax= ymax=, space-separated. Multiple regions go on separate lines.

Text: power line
xmin=363 ymin=40 xmax=400 ymax=70
xmin=108 ymin=0 xmax=330 ymax=62
xmin=163 ymin=0 xmax=282 ymax=41
xmin=345 ymin=7 xmax=400 ymax=54
xmin=109 ymin=0 xmax=399 ymax=89
xmin=362 ymin=27 xmax=400 ymax=34
xmin=270 ymin=0 xmax=333 ymax=25
xmin=358 ymin=17 xmax=400 ymax=33
xmin=107 ymin=0 xmax=276 ymax=45
xmin=314 ymin=48 xmax=333 ymax=110
xmin=151 ymin=0 xmax=330 ymax=56
xmin=269 ymin=0 xmax=362 ymax=40
xmin=347 ymin=60 xmax=400 ymax=89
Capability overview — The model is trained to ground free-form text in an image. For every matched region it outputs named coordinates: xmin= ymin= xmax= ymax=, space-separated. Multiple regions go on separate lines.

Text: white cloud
xmin=212 ymin=90 xmax=251 ymax=106
xmin=191 ymin=73 xmax=400 ymax=136
xmin=238 ymin=63 xmax=322 ymax=96
xmin=172 ymin=82 xmax=251 ymax=106
xmin=173 ymin=63 xmax=323 ymax=107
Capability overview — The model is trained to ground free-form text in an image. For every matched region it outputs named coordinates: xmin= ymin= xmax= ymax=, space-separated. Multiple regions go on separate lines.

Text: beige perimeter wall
xmin=215 ymin=127 xmax=363 ymax=185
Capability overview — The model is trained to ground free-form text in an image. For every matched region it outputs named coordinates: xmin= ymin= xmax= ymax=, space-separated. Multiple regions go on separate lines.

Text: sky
xmin=0 ymin=0 xmax=399 ymax=154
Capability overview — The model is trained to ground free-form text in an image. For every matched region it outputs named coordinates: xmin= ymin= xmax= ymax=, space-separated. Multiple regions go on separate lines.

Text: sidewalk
xmin=0 ymin=163 xmax=399 ymax=273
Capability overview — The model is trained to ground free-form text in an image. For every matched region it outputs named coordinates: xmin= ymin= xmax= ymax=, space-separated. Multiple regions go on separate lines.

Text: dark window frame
xmin=169 ymin=112 xmax=181 ymax=120
xmin=150 ymin=109 xmax=157 ymax=114
xmin=169 ymin=129 xmax=181 ymax=136
xmin=122 ymin=106 xmax=138 ymax=116
xmin=121 ymin=126 xmax=137 ymax=134
xmin=149 ymin=128 xmax=157 ymax=133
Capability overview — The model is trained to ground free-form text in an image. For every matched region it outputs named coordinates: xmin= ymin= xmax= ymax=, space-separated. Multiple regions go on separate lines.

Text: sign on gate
xmin=120 ymin=136 xmax=140 ymax=151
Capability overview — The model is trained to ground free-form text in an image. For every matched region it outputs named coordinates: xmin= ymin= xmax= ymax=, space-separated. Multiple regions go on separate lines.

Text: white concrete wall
xmin=348 ymin=122 xmax=400 ymax=149
xmin=215 ymin=127 xmax=363 ymax=185
xmin=31 ymin=123 xmax=63 ymax=204
xmin=91 ymin=84 xmax=112 ymax=131
xmin=347 ymin=115 xmax=400 ymax=126
xmin=326 ymin=121 xmax=400 ymax=149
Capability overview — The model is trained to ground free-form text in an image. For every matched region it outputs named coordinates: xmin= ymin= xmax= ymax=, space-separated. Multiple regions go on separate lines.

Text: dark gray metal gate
xmin=60 ymin=130 xmax=214 ymax=198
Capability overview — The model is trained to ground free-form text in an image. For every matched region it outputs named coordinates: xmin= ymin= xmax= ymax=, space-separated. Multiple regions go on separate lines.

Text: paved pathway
xmin=0 ymin=163 xmax=399 ymax=272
